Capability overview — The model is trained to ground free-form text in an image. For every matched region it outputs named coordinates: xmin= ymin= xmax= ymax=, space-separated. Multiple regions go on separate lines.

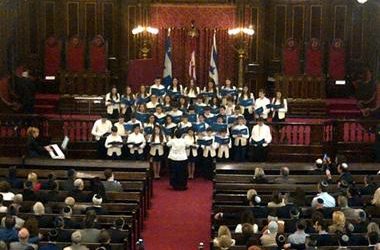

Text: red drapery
xmin=150 ymin=4 xmax=236 ymax=87
xmin=329 ymin=42 xmax=346 ymax=80
xmin=152 ymin=28 xmax=235 ymax=87
xmin=305 ymin=48 xmax=322 ymax=77
xmin=44 ymin=37 xmax=61 ymax=76
xmin=127 ymin=59 xmax=160 ymax=91
xmin=67 ymin=38 xmax=85 ymax=73
xmin=283 ymin=47 xmax=301 ymax=76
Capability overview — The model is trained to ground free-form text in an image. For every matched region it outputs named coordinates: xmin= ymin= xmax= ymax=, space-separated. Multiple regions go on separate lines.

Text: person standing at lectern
xmin=26 ymin=127 xmax=52 ymax=158
xmin=167 ymin=129 xmax=191 ymax=190
xmin=249 ymin=118 xmax=272 ymax=162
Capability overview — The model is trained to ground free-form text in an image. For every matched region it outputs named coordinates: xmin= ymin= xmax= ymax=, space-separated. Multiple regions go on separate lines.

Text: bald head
xmin=280 ymin=167 xmax=289 ymax=177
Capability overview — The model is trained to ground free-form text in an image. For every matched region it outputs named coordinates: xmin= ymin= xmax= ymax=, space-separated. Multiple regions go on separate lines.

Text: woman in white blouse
xmin=167 ymin=129 xmax=191 ymax=190
xmin=105 ymin=86 xmax=121 ymax=119
xmin=149 ymin=126 xmax=166 ymax=179
xmin=271 ymin=90 xmax=288 ymax=122
xmin=184 ymin=127 xmax=198 ymax=179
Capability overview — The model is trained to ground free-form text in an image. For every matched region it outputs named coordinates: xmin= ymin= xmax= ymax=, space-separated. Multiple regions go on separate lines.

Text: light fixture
xmin=356 ymin=0 xmax=368 ymax=3
xmin=228 ymin=25 xmax=255 ymax=36
xmin=132 ymin=25 xmax=159 ymax=35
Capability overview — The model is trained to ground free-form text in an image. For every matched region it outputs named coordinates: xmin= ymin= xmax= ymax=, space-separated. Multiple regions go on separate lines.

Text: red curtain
xmin=44 ymin=36 xmax=61 ymax=76
xmin=150 ymin=4 xmax=236 ymax=87
xmin=127 ymin=59 xmax=160 ymax=91
xmin=329 ymin=42 xmax=346 ymax=80
xmin=305 ymin=48 xmax=322 ymax=77
xmin=152 ymin=28 xmax=235 ymax=88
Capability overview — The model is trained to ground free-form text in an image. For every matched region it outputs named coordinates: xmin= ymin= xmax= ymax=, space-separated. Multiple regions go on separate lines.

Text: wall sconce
xmin=228 ymin=25 xmax=255 ymax=88
xmin=356 ymin=0 xmax=368 ymax=3
xmin=132 ymin=25 xmax=159 ymax=59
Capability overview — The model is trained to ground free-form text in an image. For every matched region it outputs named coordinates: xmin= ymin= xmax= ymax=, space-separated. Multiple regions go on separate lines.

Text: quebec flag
xmin=209 ymin=32 xmax=219 ymax=85
xmin=163 ymin=29 xmax=172 ymax=88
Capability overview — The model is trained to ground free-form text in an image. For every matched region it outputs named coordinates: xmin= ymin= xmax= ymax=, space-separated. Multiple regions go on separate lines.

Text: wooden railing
xmin=59 ymin=71 xmax=111 ymax=96
xmin=275 ymin=74 xmax=326 ymax=99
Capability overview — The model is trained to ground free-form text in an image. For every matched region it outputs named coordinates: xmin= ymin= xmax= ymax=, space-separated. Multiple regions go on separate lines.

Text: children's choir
xmin=92 ymin=78 xmax=287 ymax=179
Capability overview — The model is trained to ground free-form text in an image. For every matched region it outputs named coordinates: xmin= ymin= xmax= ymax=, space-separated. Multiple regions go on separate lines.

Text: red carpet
xmin=142 ymin=178 xmax=212 ymax=250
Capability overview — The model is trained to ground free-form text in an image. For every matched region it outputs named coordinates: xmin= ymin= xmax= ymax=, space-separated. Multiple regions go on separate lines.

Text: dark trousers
xmin=97 ymin=139 xmax=106 ymax=159
xmin=130 ymin=151 xmax=143 ymax=160
xmin=108 ymin=109 xmax=119 ymax=120
xmin=272 ymin=113 xmax=285 ymax=122
xmin=234 ymin=145 xmax=247 ymax=162
xmin=251 ymin=145 xmax=268 ymax=162
xmin=169 ymin=159 xmax=188 ymax=190
xmin=107 ymin=152 xmax=121 ymax=160
xmin=201 ymin=154 xmax=215 ymax=180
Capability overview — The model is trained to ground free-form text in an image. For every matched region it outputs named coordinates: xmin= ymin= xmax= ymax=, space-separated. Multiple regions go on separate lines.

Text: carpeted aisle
xmin=142 ymin=178 xmax=212 ymax=250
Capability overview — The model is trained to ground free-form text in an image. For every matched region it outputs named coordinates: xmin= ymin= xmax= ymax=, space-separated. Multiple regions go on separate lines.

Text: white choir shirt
xmin=232 ymin=124 xmax=250 ymax=146
xmin=226 ymin=104 xmax=235 ymax=116
xmin=168 ymin=110 xmax=183 ymax=118
xmin=91 ymin=119 xmax=112 ymax=141
xmin=127 ymin=132 xmax=146 ymax=154
xmin=184 ymin=87 xmax=200 ymax=99
xmin=114 ymin=122 xmax=127 ymax=137
xmin=105 ymin=93 xmax=121 ymax=115
xmin=149 ymin=135 xmax=167 ymax=156
xmin=105 ymin=134 xmax=123 ymax=156
xmin=239 ymin=93 xmax=255 ymax=113
xmin=271 ymin=98 xmax=288 ymax=119
xmin=178 ymin=121 xmax=192 ymax=130
xmin=184 ymin=134 xmax=199 ymax=156
xmin=167 ymin=137 xmax=190 ymax=161
xmin=201 ymin=135 xmax=217 ymax=157
xmin=0 ymin=192 xmax=14 ymax=201
xmin=149 ymin=84 xmax=165 ymax=95
xmin=169 ymin=85 xmax=183 ymax=94
xmin=146 ymin=101 xmax=159 ymax=110
xmin=254 ymin=97 xmax=271 ymax=119
xmin=250 ymin=124 xmax=272 ymax=147
xmin=154 ymin=112 xmax=166 ymax=120
xmin=125 ymin=120 xmax=143 ymax=130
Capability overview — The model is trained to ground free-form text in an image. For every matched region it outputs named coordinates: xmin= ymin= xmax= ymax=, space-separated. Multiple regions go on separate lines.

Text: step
xmin=34 ymin=105 xmax=56 ymax=114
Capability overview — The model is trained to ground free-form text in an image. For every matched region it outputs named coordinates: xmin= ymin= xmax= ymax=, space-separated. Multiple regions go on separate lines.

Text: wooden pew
xmin=214 ymin=174 xmax=380 ymax=184
xmin=215 ymin=163 xmax=379 ymax=175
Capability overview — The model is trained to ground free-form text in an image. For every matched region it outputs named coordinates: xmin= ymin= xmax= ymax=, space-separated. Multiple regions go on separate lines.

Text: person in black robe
xmin=26 ymin=127 xmax=51 ymax=158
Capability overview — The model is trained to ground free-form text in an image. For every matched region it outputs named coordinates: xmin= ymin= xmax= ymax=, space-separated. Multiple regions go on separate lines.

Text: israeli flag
xmin=209 ymin=31 xmax=219 ymax=85
xmin=163 ymin=29 xmax=172 ymax=88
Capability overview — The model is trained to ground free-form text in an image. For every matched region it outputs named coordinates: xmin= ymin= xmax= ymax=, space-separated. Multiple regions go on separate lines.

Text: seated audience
xmin=251 ymin=168 xmax=268 ymax=183
xmin=274 ymin=167 xmax=296 ymax=184
xmin=7 ymin=167 xmax=23 ymax=190
xmin=1 ymin=206 xmax=24 ymax=229
xmin=69 ymin=179 xmax=89 ymax=202
xmin=107 ymin=218 xmax=128 ymax=243
xmin=33 ymin=202 xmax=53 ymax=228
xmin=62 ymin=206 xmax=81 ymax=229
xmin=79 ymin=210 xmax=101 ymax=243
xmin=361 ymin=175 xmax=378 ymax=195
xmin=85 ymin=194 xmax=107 ymax=215
xmin=54 ymin=217 xmax=71 ymax=242
xmin=213 ymin=225 xmax=235 ymax=249
xmin=97 ymin=230 xmax=111 ymax=250
xmin=0 ymin=181 xmax=15 ymax=201
xmin=287 ymin=219 xmax=309 ymax=248
xmin=101 ymin=169 xmax=123 ymax=192
xmin=365 ymin=187 xmax=380 ymax=218
xmin=338 ymin=195 xmax=358 ymax=221
xmin=0 ymin=216 xmax=19 ymax=242
xmin=267 ymin=191 xmax=286 ymax=208
xmin=260 ymin=221 xmax=278 ymax=247
xmin=234 ymin=210 xmax=258 ymax=234
xmin=39 ymin=229 xmax=59 ymax=250
xmin=61 ymin=169 xmax=77 ymax=192
xmin=63 ymin=230 xmax=89 ymax=250
xmin=311 ymin=180 xmax=336 ymax=208
xmin=9 ymin=228 xmax=37 ymax=250
xmin=328 ymin=211 xmax=347 ymax=233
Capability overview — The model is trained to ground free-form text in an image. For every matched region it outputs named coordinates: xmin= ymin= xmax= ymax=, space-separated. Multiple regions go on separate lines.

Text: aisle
xmin=142 ymin=178 xmax=212 ymax=250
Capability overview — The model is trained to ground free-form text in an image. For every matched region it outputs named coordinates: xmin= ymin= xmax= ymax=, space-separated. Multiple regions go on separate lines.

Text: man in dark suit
xmin=107 ymin=218 xmax=129 ymax=243
xmin=61 ymin=169 xmax=77 ymax=192
xmin=68 ymin=179 xmax=89 ymax=202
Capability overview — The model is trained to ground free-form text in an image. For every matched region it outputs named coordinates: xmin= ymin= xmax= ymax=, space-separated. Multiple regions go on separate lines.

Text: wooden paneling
xmin=103 ymin=3 xmax=114 ymax=54
xmin=249 ymin=7 xmax=259 ymax=63
xmin=351 ymin=5 xmax=364 ymax=60
xmin=273 ymin=5 xmax=287 ymax=60
xmin=333 ymin=5 xmax=347 ymax=40
xmin=44 ymin=1 xmax=56 ymax=37
xmin=291 ymin=5 xmax=304 ymax=42
xmin=85 ymin=3 xmax=96 ymax=39
xmin=309 ymin=5 xmax=322 ymax=40
xmin=67 ymin=2 xmax=79 ymax=37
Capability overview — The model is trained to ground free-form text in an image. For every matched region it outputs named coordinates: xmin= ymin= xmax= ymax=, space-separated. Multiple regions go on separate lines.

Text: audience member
xmin=107 ymin=218 xmax=128 ymax=243
xmin=33 ymin=202 xmax=53 ymax=228
xmin=1 ymin=206 xmax=24 ymax=229
xmin=22 ymin=181 xmax=38 ymax=201
xmin=287 ymin=219 xmax=309 ymax=247
xmin=101 ymin=169 xmax=123 ymax=192
xmin=338 ymin=195 xmax=358 ymax=221
xmin=69 ymin=179 xmax=89 ymax=202
xmin=62 ymin=207 xmax=81 ymax=229
xmin=274 ymin=167 xmax=296 ymax=184
xmin=54 ymin=217 xmax=71 ymax=242
xmin=267 ymin=191 xmax=286 ymax=208
xmin=0 ymin=195 xmax=7 ymax=213
xmin=0 ymin=181 xmax=15 ymax=201
xmin=311 ymin=180 xmax=336 ymax=208
xmin=213 ymin=225 xmax=235 ymax=249
xmin=27 ymin=172 xmax=42 ymax=192
xmin=366 ymin=187 xmax=380 ymax=218
xmin=9 ymin=228 xmax=37 ymax=250
xmin=79 ymin=210 xmax=101 ymax=243
xmin=361 ymin=175 xmax=378 ymax=195
xmin=234 ymin=209 xmax=258 ymax=234
xmin=328 ymin=211 xmax=347 ymax=233
xmin=84 ymin=195 xmax=107 ymax=215
xmin=63 ymin=231 xmax=89 ymax=250
xmin=251 ymin=168 xmax=268 ymax=183
xmin=7 ymin=167 xmax=23 ymax=190
xmin=97 ymin=230 xmax=111 ymax=250
xmin=39 ymin=229 xmax=59 ymax=250
xmin=260 ymin=221 xmax=278 ymax=247
xmin=61 ymin=169 xmax=77 ymax=192
xmin=0 ymin=216 xmax=18 ymax=242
